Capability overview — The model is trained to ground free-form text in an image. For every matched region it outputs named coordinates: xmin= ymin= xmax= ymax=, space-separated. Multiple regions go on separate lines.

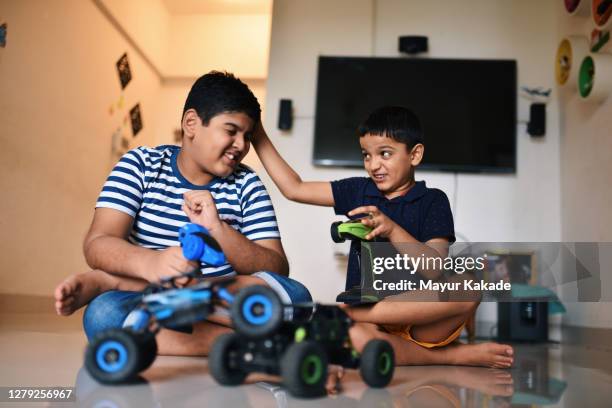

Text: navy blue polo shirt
xmin=331 ymin=178 xmax=456 ymax=289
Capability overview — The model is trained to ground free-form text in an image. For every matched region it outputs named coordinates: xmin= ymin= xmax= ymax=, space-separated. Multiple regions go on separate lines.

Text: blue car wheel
xmin=242 ymin=294 xmax=273 ymax=325
xmin=231 ymin=285 xmax=283 ymax=338
xmin=96 ymin=340 xmax=128 ymax=373
xmin=85 ymin=329 xmax=142 ymax=384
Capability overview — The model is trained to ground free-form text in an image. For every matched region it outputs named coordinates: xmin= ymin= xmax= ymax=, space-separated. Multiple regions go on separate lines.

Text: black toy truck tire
xmin=209 ymin=333 xmax=248 ymax=386
xmin=135 ymin=332 xmax=158 ymax=372
xmin=231 ymin=285 xmax=283 ymax=338
xmin=85 ymin=329 xmax=143 ymax=384
xmin=330 ymin=221 xmax=345 ymax=243
xmin=281 ymin=341 xmax=328 ymax=398
xmin=359 ymin=339 xmax=395 ymax=388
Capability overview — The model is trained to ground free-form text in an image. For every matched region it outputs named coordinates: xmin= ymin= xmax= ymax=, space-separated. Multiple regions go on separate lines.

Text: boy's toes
xmin=54 ymin=278 xmax=80 ymax=301
xmin=493 ymin=356 xmax=513 ymax=368
xmin=55 ymin=296 xmax=76 ymax=316
xmin=54 ymin=283 xmax=68 ymax=301
xmin=326 ymin=365 xmax=344 ymax=394
xmin=58 ymin=306 xmax=75 ymax=316
xmin=326 ymin=375 xmax=339 ymax=394
xmin=53 ymin=273 xmax=102 ymax=316
xmin=490 ymin=343 xmax=513 ymax=355
xmin=55 ymin=298 xmax=63 ymax=314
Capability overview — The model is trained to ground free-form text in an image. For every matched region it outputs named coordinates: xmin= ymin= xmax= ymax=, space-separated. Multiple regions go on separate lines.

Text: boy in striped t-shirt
xmin=54 ymin=72 xmax=311 ymax=356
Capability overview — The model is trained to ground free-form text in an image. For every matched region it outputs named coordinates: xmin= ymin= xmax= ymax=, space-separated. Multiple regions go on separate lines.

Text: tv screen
xmin=313 ymin=56 xmax=517 ymax=173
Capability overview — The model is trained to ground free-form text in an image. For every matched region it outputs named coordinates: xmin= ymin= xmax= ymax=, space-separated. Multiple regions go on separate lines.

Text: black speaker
xmin=597 ymin=0 xmax=611 ymax=16
xmin=498 ymin=301 xmax=548 ymax=342
xmin=398 ymin=36 xmax=428 ymax=55
xmin=278 ymin=99 xmax=292 ymax=131
xmin=527 ymin=103 xmax=546 ymax=137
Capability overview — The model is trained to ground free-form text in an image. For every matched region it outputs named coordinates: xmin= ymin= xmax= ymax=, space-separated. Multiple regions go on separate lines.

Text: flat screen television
xmin=313 ymin=56 xmax=517 ymax=173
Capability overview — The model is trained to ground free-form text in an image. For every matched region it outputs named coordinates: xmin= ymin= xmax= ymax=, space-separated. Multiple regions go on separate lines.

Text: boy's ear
xmin=410 ymin=143 xmax=424 ymax=166
xmin=182 ymin=109 xmax=200 ymax=140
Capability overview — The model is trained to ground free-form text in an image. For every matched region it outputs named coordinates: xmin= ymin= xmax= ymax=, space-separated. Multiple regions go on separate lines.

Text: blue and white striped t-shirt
xmin=96 ymin=145 xmax=281 ymax=278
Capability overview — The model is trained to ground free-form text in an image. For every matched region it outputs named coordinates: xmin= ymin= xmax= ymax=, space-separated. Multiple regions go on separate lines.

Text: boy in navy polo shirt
xmin=332 ymin=170 xmax=455 ymax=291
xmin=252 ymin=106 xmax=514 ymax=369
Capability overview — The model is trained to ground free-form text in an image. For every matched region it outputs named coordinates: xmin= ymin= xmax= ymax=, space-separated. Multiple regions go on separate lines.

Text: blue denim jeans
xmin=82 ymin=272 xmax=312 ymax=342
xmin=82 ymin=290 xmax=142 ymax=342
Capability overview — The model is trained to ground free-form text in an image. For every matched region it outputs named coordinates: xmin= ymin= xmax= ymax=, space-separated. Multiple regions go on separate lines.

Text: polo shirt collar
xmin=365 ymin=179 xmax=428 ymax=203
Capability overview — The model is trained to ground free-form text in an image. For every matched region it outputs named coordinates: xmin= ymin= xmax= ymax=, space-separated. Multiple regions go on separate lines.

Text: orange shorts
xmin=381 ymin=321 xmax=466 ymax=348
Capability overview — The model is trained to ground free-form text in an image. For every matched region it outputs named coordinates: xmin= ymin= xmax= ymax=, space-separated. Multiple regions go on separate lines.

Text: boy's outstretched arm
xmin=252 ymin=123 xmax=334 ymax=206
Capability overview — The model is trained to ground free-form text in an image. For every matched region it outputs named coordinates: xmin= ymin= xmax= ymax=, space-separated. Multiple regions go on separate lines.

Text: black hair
xmin=357 ymin=106 xmax=424 ymax=148
xmin=182 ymin=71 xmax=261 ymax=125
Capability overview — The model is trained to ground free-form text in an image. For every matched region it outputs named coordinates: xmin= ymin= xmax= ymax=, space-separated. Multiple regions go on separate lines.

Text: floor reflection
xmin=73 ymin=343 xmax=570 ymax=408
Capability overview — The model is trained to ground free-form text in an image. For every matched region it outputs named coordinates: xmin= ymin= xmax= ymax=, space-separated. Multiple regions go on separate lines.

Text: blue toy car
xmin=84 ymin=223 xmax=285 ymax=384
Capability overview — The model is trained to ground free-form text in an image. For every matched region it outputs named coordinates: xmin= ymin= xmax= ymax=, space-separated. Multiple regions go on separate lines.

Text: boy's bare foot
xmin=447 ymin=342 xmax=514 ymax=368
xmin=326 ymin=365 xmax=345 ymax=394
xmin=54 ymin=270 xmax=118 ymax=316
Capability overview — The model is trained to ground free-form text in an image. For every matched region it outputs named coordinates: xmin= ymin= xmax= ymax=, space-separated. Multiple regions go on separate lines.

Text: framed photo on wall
xmin=484 ymin=251 xmax=537 ymax=286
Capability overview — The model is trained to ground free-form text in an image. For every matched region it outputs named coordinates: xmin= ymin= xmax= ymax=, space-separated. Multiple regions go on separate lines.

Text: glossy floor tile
xmin=1 ymin=310 xmax=611 ymax=407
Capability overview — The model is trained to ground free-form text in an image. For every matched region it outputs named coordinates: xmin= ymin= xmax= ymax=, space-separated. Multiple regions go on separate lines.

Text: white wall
xmin=0 ymin=0 xmax=272 ymax=297
xmin=167 ymin=15 xmax=271 ymax=79
xmin=0 ymin=0 xmax=161 ymax=295
xmin=261 ymin=0 xmax=376 ymax=303
xmin=98 ymin=0 xmax=170 ymax=76
xmin=263 ymin=0 xmax=562 ymax=311
xmin=100 ymin=0 xmax=271 ymax=80
xmin=557 ymin=3 xmax=612 ymax=329
xmin=375 ymin=0 xmax=561 ymax=244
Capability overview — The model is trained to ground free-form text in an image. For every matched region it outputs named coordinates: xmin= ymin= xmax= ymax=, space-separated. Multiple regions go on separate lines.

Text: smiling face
xmin=360 ymin=133 xmax=424 ymax=197
xmin=184 ymin=110 xmax=254 ymax=179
